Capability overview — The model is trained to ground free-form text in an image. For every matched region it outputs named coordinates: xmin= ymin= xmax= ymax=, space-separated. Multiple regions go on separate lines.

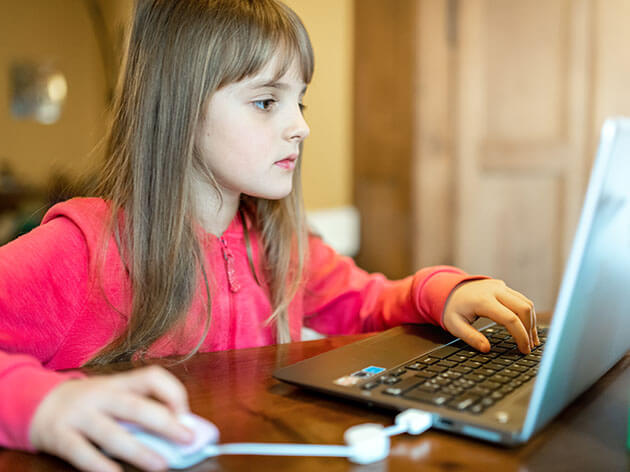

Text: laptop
xmin=274 ymin=117 xmax=630 ymax=446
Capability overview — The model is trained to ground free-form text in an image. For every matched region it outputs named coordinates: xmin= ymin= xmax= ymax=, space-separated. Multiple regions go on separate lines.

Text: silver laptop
xmin=274 ymin=117 xmax=630 ymax=445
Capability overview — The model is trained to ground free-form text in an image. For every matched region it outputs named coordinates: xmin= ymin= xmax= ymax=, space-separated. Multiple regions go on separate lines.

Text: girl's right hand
xmin=29 ymin=365 xmax=194 ymax=472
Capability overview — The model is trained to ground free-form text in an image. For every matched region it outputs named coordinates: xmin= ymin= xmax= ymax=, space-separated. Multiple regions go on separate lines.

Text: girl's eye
xmin=253 ymin=99 xmax=276 ymax=111
xmin=299 ymin=102 xmax=307 ymax=114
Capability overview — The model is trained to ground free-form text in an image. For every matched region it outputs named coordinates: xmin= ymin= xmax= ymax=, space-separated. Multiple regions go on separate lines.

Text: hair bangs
xmin=214 ymin=0 xmax=314 ymax=88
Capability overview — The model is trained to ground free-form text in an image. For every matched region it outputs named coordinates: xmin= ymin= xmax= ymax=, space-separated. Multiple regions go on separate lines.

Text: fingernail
xmin=178 ymin=425 xmax=195 ymax=442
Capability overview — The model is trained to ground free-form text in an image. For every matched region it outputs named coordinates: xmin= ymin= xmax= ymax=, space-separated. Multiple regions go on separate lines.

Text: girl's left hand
xmin=442 ymin=279 xmax=541 ymax=354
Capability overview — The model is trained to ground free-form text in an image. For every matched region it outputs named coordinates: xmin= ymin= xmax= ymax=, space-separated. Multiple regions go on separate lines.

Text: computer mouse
xmin=120 ymin=413 xmax=220 ymax=469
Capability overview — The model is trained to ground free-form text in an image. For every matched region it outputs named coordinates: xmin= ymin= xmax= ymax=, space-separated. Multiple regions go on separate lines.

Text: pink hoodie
xmin=0 ymin=198 xmax=480 ymax=450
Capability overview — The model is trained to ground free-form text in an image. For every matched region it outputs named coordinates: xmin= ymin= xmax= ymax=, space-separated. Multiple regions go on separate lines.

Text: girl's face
xmin=195 ymin=56 xmax=310 ymax=204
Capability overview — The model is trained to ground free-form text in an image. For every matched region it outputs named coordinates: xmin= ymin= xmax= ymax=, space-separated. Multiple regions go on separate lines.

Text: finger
xmin=475 ymin=299 xmax=531 ymax=354
xmin=118 ymin=366 xmax=190 ymax=414
xmin=496 ymin=290 xmax=534 ymax=349
xmin=80 ymin=416 xmax=168 ymax=472
xmin=104 ymin=392 xmax=193 ymax=444
xmin=53 ymin=429 xmax=123 ymax=472
xmin=533 ymin=307 xmax=541 ymax=346
xmin=445 ymin=313 xmax=491 ymax=352
xmin=505 ymin=287 xmax=540 ymax=346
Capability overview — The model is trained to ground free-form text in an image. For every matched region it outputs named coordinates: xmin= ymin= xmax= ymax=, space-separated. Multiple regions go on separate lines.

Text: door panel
xmin=455 ymin=0 xmax=591 ymax=310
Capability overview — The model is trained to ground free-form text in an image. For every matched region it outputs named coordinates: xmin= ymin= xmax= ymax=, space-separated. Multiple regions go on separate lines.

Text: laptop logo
xmin=333 ymin=366 xmax=385 ymax=387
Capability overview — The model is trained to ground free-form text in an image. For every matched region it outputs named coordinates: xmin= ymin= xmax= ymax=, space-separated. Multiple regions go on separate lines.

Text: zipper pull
xmin=220 ymin=237 xmax=240 ymax=293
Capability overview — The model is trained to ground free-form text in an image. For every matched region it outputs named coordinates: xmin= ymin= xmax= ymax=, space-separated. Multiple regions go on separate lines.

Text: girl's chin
xmin=245 ymin=187 xmax=293 ymax=201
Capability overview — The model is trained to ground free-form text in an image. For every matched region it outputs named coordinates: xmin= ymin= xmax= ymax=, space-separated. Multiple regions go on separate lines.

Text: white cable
xmin=128 ymin=410 xmax=433 ymax=469
xmin=204 ymin=443 xmax=354 ymax=457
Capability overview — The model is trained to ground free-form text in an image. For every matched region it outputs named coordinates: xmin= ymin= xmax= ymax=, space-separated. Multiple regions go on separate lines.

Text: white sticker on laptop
xmin=333 ymin=365 xmax=385 ymax=386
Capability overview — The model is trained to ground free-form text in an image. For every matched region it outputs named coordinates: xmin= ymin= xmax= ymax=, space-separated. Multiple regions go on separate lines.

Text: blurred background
xmin=1 ymin=0 xmax=630 ymax=314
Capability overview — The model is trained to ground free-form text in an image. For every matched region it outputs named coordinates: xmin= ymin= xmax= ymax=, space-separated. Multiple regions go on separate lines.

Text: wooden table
xmin=1 ymin=329 xmax=629 ymax=471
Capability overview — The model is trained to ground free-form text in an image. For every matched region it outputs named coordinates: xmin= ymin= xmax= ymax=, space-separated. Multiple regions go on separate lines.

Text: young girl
xmin=0 ymin=1 xmax=539 ymax=471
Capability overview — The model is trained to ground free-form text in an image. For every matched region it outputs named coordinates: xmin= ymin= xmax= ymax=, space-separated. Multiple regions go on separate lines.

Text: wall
xmin=0 ymin=0 xmax=108 ymax=187
xmin=283 ymin=0 xmax=354 ymax=210
xmin=0 ymin=0 xmax=354 ymax=213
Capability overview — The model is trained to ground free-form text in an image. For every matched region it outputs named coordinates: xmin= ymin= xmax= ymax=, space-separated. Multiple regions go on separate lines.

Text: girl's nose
xmin=286 ymin=106 xmax=310 ymax=142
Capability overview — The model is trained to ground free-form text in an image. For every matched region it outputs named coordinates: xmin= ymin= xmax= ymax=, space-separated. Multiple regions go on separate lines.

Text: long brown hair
xmin=87 ymin=0 xmax=314 ymax=365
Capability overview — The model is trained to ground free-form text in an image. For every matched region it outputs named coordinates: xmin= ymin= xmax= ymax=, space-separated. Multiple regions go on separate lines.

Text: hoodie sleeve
xmin=0 ymin=216 xmax=89 ymax=450
xmin=302 ymin=235 xmax=487 ymax=335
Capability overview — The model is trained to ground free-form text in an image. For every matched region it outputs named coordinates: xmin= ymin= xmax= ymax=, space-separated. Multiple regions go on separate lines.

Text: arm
xmin=0 ymin=217 xmax=89 ymax=450
xmin=302 ymin=236 xmax=540 ymax=354
xmin=0 ymin=209 xmax=194 ymax=472
xmin=302 ymin=235 xmax=485 ymax=335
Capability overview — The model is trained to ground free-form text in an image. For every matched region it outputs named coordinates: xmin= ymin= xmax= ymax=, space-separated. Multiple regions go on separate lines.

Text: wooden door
xmin=452 ymin=0 xmax=593 ymax=310
xmin=357 ymin=0 xmax=630 ymax=312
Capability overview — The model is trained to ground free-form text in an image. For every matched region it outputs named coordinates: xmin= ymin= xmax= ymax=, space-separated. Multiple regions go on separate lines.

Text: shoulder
xmin=41 ymin=197 xmax=111 ymax=244
xmin=42 ymin=197 xmax=110 ymax=226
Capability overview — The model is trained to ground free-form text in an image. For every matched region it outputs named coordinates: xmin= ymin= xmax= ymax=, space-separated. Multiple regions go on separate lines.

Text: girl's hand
xmin=443 ymin=279 xmax=541 ymax=354
xmin=29 ymin=365 xmax=194 ymax=472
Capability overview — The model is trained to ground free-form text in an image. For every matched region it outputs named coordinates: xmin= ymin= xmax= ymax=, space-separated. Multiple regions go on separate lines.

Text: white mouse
xmin=121 ymin=413 xmax=220 ymax=469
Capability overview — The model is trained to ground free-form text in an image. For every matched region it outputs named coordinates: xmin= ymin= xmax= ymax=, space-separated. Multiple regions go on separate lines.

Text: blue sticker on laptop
xmin=334 ymin=366 xmax=385 ymax=386
xmin=361 ymin=366 xmax=385 ymax=375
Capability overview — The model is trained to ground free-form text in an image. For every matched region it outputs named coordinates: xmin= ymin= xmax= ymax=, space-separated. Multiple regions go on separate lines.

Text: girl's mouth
xmin=274 ymin=155 xmax=298 ymax=170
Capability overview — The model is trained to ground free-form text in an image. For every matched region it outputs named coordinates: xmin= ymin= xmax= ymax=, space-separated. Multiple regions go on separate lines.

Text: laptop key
xmin=478 ymin=368 xmax=496 ymax=376
xmin=470 ymin=355 xmax=492 ymax=364
xmin=390 ymin=368 xmax=407 ymax=376
xmin=489 ymin=374 xmax=510 ymax=384
xmin=497 ymin=342 xmax=517 ymax=349
xmin=414 ymin=370 xmax=437 ymax=379
xmin=380 ymin=376 xmax=423 ymax=395
xmin=459 ymin=350 xmax=477 ymax=358
xmin=453 ymin=379 xmax=475 ymax=389
xmin=427 ymin=345 xmax=462 ymax=359
xmin=440 ymin=371 xmax=462 ymax=380
xmin=447 ymin=394 xmax=480 ymax=411
xmin=403 ymin=389 xmax=451 ymax=406
xmin=418 ymin=356 xmax=440 ymax=365
xmin=469 ymin=386 xmax=490 ymax=396
xmin=405 ymin=362 xmax=424 ymax=370
xmin=382 ymin=376 xmax=401 ymax=385
xmin=501 ymin=353 xmax=523 ymax=361
xmin=500 ymin=369 xmax=520 ymax=378
xmin=453 ymin=365 xmax=473 ymax=374
xmin=418 ymin=382 xmax=441 ymax=392
xmin=464 ymin=373 xmax=487 ymax=383
xmin=479 ymin=380 xmax=501 ymax=390
xmin=441 ymin=386 xmax=464 ymax=396
xmin=361 ymin=381 xmax=380 ymax=390
xmin=480 ymin=397 xmax=495 ymax=407
xmin=436 ymin=360 xmax=457 ymax=368
xmin=447 ymin=354 xmax=469 ymax=363
xmin=433 ymin=377 xmax=452 ymax=386
xmin=426 ymin=365 xmax=448 ymax=373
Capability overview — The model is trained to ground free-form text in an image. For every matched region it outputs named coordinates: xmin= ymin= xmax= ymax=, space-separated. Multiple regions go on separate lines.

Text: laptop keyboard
xmin=360 ymin=325 xmax=548 ymax=414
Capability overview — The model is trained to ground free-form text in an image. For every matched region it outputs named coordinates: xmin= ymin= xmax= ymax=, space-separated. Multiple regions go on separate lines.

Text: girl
xmin=0 ymin=1 xmax=539 ymax=471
